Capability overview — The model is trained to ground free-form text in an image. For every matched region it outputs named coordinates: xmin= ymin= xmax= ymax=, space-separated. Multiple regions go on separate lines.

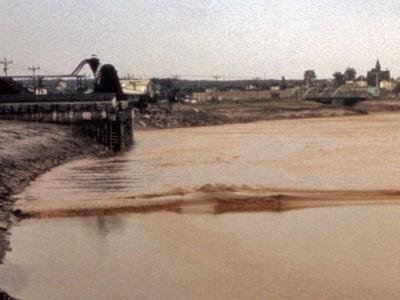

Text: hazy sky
xmin=1 ymin=0 xmax=399 ymax=79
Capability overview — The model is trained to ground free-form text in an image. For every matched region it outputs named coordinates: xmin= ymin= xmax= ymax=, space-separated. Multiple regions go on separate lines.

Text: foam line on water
xmin=17 ymin=184 xmax=400 ymax=219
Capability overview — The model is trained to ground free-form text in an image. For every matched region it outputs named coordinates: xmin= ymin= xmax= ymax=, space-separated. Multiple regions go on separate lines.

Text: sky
xmin=1 ymin=0 xmax=400 ymax=79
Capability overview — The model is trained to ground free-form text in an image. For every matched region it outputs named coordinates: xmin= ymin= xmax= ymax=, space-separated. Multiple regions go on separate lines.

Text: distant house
xmin=355 ymin=80 xmax=368 ymax=88
xmin=367 ymin=60 xmax=390 ymax=87
xmin=245 ymin=84 xmax=257 ymax=90
xmin=380 ymin=80 xmax=397 ymax=91
xmin=270 ymin=86 xmax=280 ymax=91
xmin=34 ymin=88 xmax=47 ymax=95
xmin=191 ymin=89 xmax=293 ymax=102
xmin=120 ymin=79 xmax=154 ymax=97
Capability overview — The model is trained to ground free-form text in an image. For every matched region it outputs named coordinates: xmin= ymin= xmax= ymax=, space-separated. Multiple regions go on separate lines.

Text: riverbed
xmin=3 ymin=113 xmax=400 ymax=299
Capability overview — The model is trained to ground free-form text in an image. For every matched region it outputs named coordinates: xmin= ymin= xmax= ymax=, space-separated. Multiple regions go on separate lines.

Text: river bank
xmin=0 ymin=121 xmax=103 ymax=299
xmin=134 ymin=99 xmax=400 ymax=129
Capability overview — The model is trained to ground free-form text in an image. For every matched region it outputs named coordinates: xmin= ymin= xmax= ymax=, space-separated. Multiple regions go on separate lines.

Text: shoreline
xmin=0 ymin=121 xmax=104 ymax=299
xmin=133 ymin=99 xmax=400 ymax=130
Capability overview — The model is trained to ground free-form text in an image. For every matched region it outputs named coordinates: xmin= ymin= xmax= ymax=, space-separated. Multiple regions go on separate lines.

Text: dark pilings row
xmin=0 ymin=110 xmax=134 ymax=151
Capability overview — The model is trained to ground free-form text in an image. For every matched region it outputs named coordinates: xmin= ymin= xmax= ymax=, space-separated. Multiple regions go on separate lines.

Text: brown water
xmin=3 ymin=114 xmax=400 ymax=299
xmin=15 ymin=113 xmax=400 ymax=216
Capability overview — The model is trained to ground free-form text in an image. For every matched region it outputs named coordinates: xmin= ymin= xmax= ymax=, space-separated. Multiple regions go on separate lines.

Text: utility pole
xmin=212 ymin=75 xmax=221 ymax=101
xmin=212 ymin=75 xmax=221 ymax=81
xmin=28 ymin=65 xmax=40 ymax=77
xmin=376 ymin=72 xmax=380 ymax=98
xmin=254 ymin=77 xmax=261 ymax=100
xmin=0 ymin=58 xmax=13 ymax=77
xmin=169 ymin=74 xmax=181 ymax=102
xmin=28 ymin=66 xmax=40 ymax=93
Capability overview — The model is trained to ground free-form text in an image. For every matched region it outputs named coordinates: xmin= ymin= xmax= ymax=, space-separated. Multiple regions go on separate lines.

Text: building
xmin=355 ymin=80 xmax=368 ymax=88
xmin=367 ymin=60 xmax=390 ymax=87
xmin=191 ymin=88 xmax=293 ymax=102
xmin=380 ymin=79 xmax=397 ymax=92
xmin=120 ymin=79 xmax=154 ymax=97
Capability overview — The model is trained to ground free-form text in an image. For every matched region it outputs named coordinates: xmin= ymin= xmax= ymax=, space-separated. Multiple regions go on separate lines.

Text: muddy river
xmin=3 ymin=113 xmax=400 ymax=299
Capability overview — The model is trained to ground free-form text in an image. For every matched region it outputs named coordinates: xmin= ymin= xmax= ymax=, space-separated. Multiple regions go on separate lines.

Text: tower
xmin=375 ymin=59 xmax=381 ymax=72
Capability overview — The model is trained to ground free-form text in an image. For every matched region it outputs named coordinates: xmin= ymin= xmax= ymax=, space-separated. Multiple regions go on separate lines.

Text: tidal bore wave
xmin=16 ymin=184 xmax=400 ymax=219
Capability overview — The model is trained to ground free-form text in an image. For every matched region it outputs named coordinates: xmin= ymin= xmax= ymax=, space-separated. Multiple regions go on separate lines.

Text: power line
xmin=27 ymin=65 xmax=40 ymax=77
xmin=0 ymin=58 xmax=13 ymax=76
xmin=120 ymin=73 xmax=269 ymax=80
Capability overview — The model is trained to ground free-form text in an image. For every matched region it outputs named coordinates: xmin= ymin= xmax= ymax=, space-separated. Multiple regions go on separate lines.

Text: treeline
xmin=15 ymin=78 xmax=94 ymax=93
xmin=151 ymin=78 xmax=304 ymax=94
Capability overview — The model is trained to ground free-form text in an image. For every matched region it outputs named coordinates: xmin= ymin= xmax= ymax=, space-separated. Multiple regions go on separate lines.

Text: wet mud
xmin=0 ymin=121 xmax=103 ymax=298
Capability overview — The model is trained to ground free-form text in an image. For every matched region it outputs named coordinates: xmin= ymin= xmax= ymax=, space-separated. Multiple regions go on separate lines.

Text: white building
xmin=380 ymin=80 xmax=396 ymax=91
xmin=120 ymin=79 xmax=154 ymax=97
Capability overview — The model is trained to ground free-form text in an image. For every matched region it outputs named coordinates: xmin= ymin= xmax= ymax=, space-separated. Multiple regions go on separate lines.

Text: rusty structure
xmin=0 ymin=57 xmax=134 ymax=151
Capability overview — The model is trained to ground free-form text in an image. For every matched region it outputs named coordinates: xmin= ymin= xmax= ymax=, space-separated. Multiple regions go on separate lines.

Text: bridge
xmin=302 ymin=86 xmax=370 ymax=106
xmin=0 ymin=57 xmax=135 ymax=151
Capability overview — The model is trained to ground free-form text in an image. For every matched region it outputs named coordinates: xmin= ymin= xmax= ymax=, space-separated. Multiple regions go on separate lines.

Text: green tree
xmin=304 ymin=70 xmax=316 ymax=87
xmin=393 ymin=82 xmax=400 ymax=95
xmin=344 ymin=68 xmax=357 ymax=81
xmin=333 ymin=72 xmax=346 ymax=86
xmin=280 ymin=76 xmax=288 ymax=90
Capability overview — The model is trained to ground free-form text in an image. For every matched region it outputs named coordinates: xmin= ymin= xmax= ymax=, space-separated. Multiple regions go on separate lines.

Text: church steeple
xmin=375 ymin=59 xmax=381 ymax=71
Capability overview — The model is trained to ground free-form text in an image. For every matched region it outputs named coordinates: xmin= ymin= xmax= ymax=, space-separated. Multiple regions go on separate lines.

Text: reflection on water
xmin=84 ymin=216 xmax=126 ymax=237
xmin=3 ymin=207 xmax=400 ymax=300
xmin=4 ymin=114 xmax=400 ymax=299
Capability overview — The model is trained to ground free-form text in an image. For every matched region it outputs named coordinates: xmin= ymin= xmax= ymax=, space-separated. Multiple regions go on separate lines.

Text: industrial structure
xmin=0 ymin=57 xmax=134 ymax=151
